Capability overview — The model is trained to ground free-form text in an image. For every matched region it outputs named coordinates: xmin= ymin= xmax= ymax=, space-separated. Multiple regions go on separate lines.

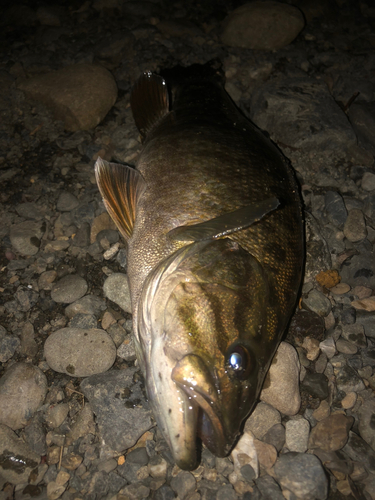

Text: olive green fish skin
xmin=126 ymin=71 xmax=303 ymax=470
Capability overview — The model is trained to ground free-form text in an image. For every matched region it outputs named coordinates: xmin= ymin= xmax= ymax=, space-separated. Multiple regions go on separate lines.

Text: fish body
xmin=95 ymin=64 xmax=304 ymax=470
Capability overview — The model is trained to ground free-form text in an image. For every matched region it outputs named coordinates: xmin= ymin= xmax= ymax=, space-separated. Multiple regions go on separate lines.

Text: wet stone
xmin=44 ymin=327 xmax=116 ymax=377
xmin=336 ymin=338 xmax=358 ymax=355
xmin=274 ymin=452 xmax=328 ymax=500
xmin=301 ymin=371 xmax=329 ymax=399
xmin=303 ymin=289 xmax=332 ymax=317
xmin=24 ymin=413 xmax=47 ymax=456
xmin=256 ymin=475 xmax=284 ymax=500
xmin=45 ymin=403 xmax=69 ymax=429
xmin=72 ymin=222 xmax=90 ymax=248
xmin=51 ymin=274 xmax=88 ymax=304
xmin=10 ymin=220 xmax=46 ymax=256
xmin=154 ymin=484 xmax=176 ymax=500
xmin=0 ymin=362 xmax=48 ymax=430
xmin=262 ymin=423 xmax=285 ymax=452
xmin=341 ymin=323 xmax=367 ymax=347
xmin=358 ymin=398 xmax=375 ymax=451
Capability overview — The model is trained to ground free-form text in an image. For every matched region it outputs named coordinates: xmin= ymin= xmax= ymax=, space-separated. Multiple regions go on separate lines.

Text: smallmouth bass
xmin=95 ymin=63 xmax=304 ymax=470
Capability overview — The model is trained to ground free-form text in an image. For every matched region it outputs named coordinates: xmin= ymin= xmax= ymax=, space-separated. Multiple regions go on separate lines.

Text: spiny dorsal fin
xmin=168 ymin=197 xmax=280 ymax=242
xmin=130 ymin=72 xmax=169 ymax=140
xmin=95 ymin=157 xmax=146 ymax=240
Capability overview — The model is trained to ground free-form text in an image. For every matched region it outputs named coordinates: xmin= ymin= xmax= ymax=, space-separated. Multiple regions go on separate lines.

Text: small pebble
xmin=51 ymin=274 xmax=88 ymax=304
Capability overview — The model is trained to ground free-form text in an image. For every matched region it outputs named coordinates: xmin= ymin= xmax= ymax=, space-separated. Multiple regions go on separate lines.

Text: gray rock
xmin=45 ymin=402 xmax=69 ymax=428
xmin=244 ymin=402 xmax=281 ymax=439
xmin=341 ymin=323 xmax=367 ymax=347
xmin=0 ymin=424 xmax=41 ymax=485
xmin=80 ymin=368 xmax=152 ymax=455
xmin=0 ymin=363 xmax=47 ymax=430
xmin=325 ymin=191 xmax=347 ymax=229
xmin=16 ymin=202 xmax=45 ymax=220
xmin=250 ymin=77 xmax=356 ymax=151
xmin=274 ymin=452 xmax=328 ymax=500
xmin=103 ymin=272 xmax=132 ymax=313
xmin=65 ymin=294 xmax=107 ymax=319
xmin=17 ymin=64 xmax=118 ymax=132
xmin=221 ymin=1 xmax=304 ymax=50
xmin=343 ymin=431 xmax=375 ymax=473
xmin=301 ymin=372 xmax=329 ymax=399
xmin=24 ymin=413 xmax=47 ymax=456
xmin=302 ymin=289 xmax=332 ymax=317
xmin=362 ymin=172 xmax=375 ymax=192
xmin=260 ymin=341 xmax=301 ymax=415
xmin=356 ymin=311 xmax=375 ymax=339
xmin=69 ymin=313 xmax=98 ymax=329
xmin=262 ymin=423 xmax=285 ymax=452
xmin=44 ymin=327 xmax=116 ymax=377
xmin=15 ymin=286 xmax=39 ymax=311
xmin=0 ymin=335 xmax=20 ymax=362
xmin=216 ymin=484 xmax=237 ymax=500
xmin=349 ymin=101 xmax=375 ymax=156
xmin=10 ymin=220 xmax=46 ymax=256
xmin=358 ymin=398 xmax=375 ymax=451
xmin=170 ymin=471 xmax=196 ymax=499
xmin=56 ymin=191 xmax=79 ymax=212
xmin=334 ymin=364 xmax=365 ymax=394
xmin=285 ymin=418 xmax=310 ymax=453
xmin=51 ymin=274 xmax=88 ymax=304
xmin=256 ymin=475 xmax=284 ymax=500
xmin=72 ymin=221 xmax=91 ymax=247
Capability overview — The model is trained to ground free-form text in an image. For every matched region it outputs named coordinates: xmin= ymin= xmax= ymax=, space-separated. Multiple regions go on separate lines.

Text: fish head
xmin=138 ymin=238 xmax=275 ymax=470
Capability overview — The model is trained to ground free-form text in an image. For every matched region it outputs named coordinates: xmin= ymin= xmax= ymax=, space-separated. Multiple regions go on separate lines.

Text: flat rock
xmin=51 ymin=274 xmax=88 ymax=304
xmin=0 ymin=363 xmax=47 ymax=430
xmin=343 ymin=208 xmax=367 ymax=242
xmin=9 ymin=220 xmax=46 ymax=256
xmin=65 ymin=294 xmax=107 ymax=319
xmin=358 ymin=398 xmax=375 ymax=451
xmin=274 ymin=452 xmax=328 ymax=500
xmin=309 ymin=414 xmax=354 ymax=452
xmin=0 ymin=424 xmax=41 ymax=485
xmin=222 ymin=1 xmax=304 ymax=50
xmin=17 ymin=64 xmax=118 ymax=132
xmin=103 ymin=272 xmax=132 ymax=313
xmin=260 ymin=342 xmax=301 ymax=415
xmin=44 ymin=327 xmax=116 ymax=377
xmin=250 ymin=77 xmax=357 ymax=151
xmin=80 ymin=367 xmax=152 ymax=456
xmin=245 ymin=402 xmax=281 ymax=440
xmin=285 ymin=418 xmax=310 ymax=453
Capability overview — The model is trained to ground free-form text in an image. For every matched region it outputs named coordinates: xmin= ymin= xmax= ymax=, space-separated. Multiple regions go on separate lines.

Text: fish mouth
xmin=171 ymin=353 xmax=237 ymax=469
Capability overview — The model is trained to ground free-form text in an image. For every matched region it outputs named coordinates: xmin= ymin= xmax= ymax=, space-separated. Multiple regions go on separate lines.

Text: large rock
xmin=17 ymin=64 xmax=117 ymax=131
xmin=222 ymin=1 xmax=304 ymax=50
xmin=0 ymin=363 xmax=48 ymax=430
xmin=250 ymin=77 xmax=357 ymax=151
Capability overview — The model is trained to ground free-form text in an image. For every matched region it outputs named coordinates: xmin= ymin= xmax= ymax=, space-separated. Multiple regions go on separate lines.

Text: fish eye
xmin=226 ymin=344 xmax=253 ymax=380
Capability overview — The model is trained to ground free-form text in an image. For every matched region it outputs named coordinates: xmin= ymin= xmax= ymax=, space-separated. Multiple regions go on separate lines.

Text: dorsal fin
xmin=95 ymin=157 xmax=146 ymax=240
xmin=130 ymin=72 xmax=170 ymax=140
xmin=167 ymin=197 xmax=280 ymax=242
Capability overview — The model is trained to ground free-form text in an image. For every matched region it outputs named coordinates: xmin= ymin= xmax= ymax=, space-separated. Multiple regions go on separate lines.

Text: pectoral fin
xmin=168 ymin=197 xmax=280 ymax=242
xmin=95 ymin=157 xmax=146 ymax=240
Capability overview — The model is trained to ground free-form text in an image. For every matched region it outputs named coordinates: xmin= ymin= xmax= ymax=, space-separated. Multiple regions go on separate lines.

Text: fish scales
xmin=95 ymin=63 xmax=304 ymax=470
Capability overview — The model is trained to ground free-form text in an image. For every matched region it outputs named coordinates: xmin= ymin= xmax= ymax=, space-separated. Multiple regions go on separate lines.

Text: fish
xmin=95 ymin=63 xmax=304 ymax=470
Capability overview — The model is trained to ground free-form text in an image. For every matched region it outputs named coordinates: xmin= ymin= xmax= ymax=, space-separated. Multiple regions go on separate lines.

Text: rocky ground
xmin=1 ymin=0 xmax=375 ymax=499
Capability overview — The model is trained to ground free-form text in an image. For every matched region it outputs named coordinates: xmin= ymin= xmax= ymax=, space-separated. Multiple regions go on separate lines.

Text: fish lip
xmin=171 ymin=354 xmax=232 ymax=459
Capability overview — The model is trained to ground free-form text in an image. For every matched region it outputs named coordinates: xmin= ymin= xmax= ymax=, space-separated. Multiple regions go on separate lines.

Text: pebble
xmin=274 ymin=452 xmax=328 ymax=500
xmin=260 ymin=341 xmax=301 ymax=415
xmin=319 ymin=337 xmax=336 ymax=359
xmin=312 ymin=400 xmax=331 ymax=421
xmin=303 ymin=288 xmax=332 ymax=317
xmin=64 ymin=294 xmax=107 ymax=319
xmin=56 ymin=191 xmax=79 ymax=212
xmin=309 ymin=414 xmax=354 ymax=452
xmin=45 ymin=403 xmax=69 ymax=429
xmin=50 ymin=274 xmax=88 ymax=304
xmin=358 ymin=398 xmax=375 ymax=451
xmin=231 ymin=431 xmax=259 ymax=478
xmin=351 ymin=296 xmax=375 ymax=312
xmin=334 ymin=364 xmax=365 ymax=394
xmin=0 ymin=424 xmax=41 ymax=485
xmin=324 ymin=191 xmax=347 ymax=229
xmin=44 ymin=327 xmax=116 ymax=377
xmin=9 ymin=220 xmax=46 ymax=256
xmin=343 ymin=208 xmax=367 ymax=242
xmin=244 ymin=402 xmax=281 ymax=440
xmin=343 ymin=431 xmax=375 ymax=474
xmin=301 ymin=371 xmax=329 ymax=400
xmin=170 ymin=471 xmax=196 ymax=499
xmin=0 ymin=335 xmax=21 ymax=362
xmin=361 ymin=171 xmax=375 ymax=191
xmin=285 ymin=418 xmax=310 ymax=453
xmin=0 ymin=363 xmax=47 ymax=430
xmin=341 ymin=323 xmax=367 ymax=347
xmin=103 ymin=272 xmax=132 ymax=313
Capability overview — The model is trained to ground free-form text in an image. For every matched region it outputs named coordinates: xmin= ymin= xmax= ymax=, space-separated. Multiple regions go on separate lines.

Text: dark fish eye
xmin=226 ymin=344 xmax=253 ymax=379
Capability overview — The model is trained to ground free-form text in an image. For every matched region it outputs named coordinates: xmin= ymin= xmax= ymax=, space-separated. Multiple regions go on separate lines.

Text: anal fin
xmin=168 ymin=197 xmax=280 ymax=242
xmin=95 ymin=157 xmax=146 ymax=241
